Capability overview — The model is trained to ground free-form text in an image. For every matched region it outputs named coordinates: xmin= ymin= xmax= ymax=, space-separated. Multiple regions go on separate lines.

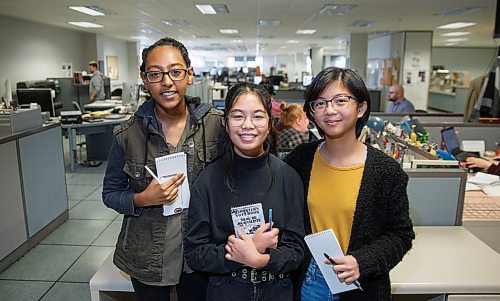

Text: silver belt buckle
xmin=250 ymin=269 xmax=261 ymax=284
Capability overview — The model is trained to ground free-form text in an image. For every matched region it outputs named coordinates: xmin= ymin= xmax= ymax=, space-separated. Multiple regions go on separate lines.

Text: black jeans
xmin=206 ymin=274 xmax=293 ymax=301
xmin=131 ymin=271 xmax=208 ymax=301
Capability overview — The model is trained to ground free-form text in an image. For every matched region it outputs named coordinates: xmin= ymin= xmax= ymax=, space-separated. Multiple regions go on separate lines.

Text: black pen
xmin=323 ymin=253 xmax=363 ymax=291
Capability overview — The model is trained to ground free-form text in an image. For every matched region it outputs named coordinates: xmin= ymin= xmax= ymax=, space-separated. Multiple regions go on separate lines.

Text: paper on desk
xmin=468 ymin=172 xmax=500 ymax=185
xmin=465 ymin=183 xmax=481 ymax=191
xmin=482 ymin=184 xmax=500 ymax=197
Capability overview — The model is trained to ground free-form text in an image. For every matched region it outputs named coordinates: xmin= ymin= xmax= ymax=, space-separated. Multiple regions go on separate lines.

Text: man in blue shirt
xmin=386 ymin=84 xmax=416 ymax=113
xmin=88 ymin=61 xmax=105 ymax=103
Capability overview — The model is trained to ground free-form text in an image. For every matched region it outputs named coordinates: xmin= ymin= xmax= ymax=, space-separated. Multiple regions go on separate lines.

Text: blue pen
xmin=323 ymin=253 xmax=363 ymax=291
xmin=268 ymin=208 xmax=273 ymax=231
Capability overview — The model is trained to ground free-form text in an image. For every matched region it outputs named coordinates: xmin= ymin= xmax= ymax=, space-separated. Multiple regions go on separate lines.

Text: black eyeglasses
xmin=143 ymin=69 xmax=188 ymax=83
xmin=309 ymin=95 xmax=358 ymax=112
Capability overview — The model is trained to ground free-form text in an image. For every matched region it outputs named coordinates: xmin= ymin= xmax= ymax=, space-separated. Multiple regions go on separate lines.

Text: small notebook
xmin=304 ymin=229 xmax=357 ymax=294
xmin=155 ymin=152 xmax=190 ymax=216
xmin=230 ymin=203 xmax=265 ymax=238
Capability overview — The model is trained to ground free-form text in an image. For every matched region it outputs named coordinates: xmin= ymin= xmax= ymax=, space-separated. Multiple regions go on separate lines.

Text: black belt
xmin=231 ymin=268 xmax=290 ymax=284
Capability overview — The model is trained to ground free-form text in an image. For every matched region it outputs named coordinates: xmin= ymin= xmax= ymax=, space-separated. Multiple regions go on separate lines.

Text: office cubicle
xmin=406 ymin=169 xmax=466 ymax=226
xmin=421 ymin=122 xmax=500 ymax=150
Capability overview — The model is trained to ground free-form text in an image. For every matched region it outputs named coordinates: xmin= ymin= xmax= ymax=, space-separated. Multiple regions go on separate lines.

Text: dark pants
xmin=206 ymin=274 xmax=293 ymax=301
xmin=131 ymin=271 xmax=208 ymax=301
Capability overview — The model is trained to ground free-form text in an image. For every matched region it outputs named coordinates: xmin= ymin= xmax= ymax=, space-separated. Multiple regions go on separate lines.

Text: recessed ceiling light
xmin=286 ymin=40 xmax=299 ymax=44
xmin=441 ymin=32 xmax=470 ymax=37
xmin=445 ymin=38 xmax=468 ymax=42
xmin=436 ymin=6 xmax=484 ymax=16
xmin=68 ymin=6 xmax=110 ymax=16
xmin=259 ymin=19 xmax=281 ymax=26
xmin=319 ymin=4 xmax=357 ymax=15
xmin=296 ymin=29 xmax=316 ymax=35
xmin=445 ymin=42 xmax=459 ymax=46
xmin=195 ymin=4 xmax=229 ymax=14
xmin=68 ymin=21 xmax=103 ymax=28
xmin=438 ymin=22 xmax=476 ymax=29
xmin=162 ymin=19 xmax=190 ymax=27
xmin=193 ymin=35 xmax=211 ymax=39
xmin=220 ymin=29 xmax=239 ymax=34
xmin=350 ymin=20 xmax=376 ymax=27
xmin=231 ymin=39 xmax=243 ymax=43
xmin=258 ymin=35 xmax=274 ymax=39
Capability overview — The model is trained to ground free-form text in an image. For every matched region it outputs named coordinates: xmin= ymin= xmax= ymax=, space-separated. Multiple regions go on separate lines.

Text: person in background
xmin=88 ymin=61 xmax=105 ymax=103
xmin=237 ymin=67 xmax=246 ymax=82
xmin=184 ymin=82 xmax=305 ymax=301
xmin=285 ymin=67 xmax=414 ymax=301
xmin=462 ymin=157 xmax=500 ymax=176
xmin=277 ymin=102 xmax=310 ymax=150
xmin=259 ymin=77 xmax=281 ymax=118
xmin=102 ymin=37 xmax=226 ymax=301
xmin=385 ymin=84 xmax=416 ymax=113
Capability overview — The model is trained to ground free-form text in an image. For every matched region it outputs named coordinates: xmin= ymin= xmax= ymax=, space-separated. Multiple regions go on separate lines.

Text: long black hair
xmin=303 ymin=67 xmax=371 ymax=138
xmin=222 ymin=82 xmax=276 ymax=193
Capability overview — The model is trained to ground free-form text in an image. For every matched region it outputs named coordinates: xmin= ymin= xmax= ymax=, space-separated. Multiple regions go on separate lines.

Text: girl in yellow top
xmin=285 ymin=67 xmax=415 ymax=301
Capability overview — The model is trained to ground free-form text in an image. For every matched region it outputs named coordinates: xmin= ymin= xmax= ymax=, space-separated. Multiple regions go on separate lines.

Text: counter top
xmin=391 ymin=226 xmax=500 ymax=294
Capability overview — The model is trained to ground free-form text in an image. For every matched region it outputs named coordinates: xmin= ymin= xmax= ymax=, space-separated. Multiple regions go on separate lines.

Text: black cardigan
xmin=285 ymin=140 xmax=415 ymax=301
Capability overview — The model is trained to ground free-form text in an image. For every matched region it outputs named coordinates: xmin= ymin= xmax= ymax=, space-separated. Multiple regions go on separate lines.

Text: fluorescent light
xmin=68 ymin=6 xmax=108 ymax=16
xmin=350 ymin=20 xmax=376 ymax=27
xmin=68 ymin=22 xmax=103 ymax=28
xmin=445 ymin=38 xmax=468 ymax=42
xmin=231 ymin=39 xmax=243 ymax=43
xmin=220 ymin=29 xmax=239 ymax=34
xmin=296 ymin=29 xmax=316 ymax=35
xmin=445 ymin=42 xmax=459 ymax=46
xmin=319 ymin=4 xmax=357 ymax=15
xmin=259 ymin=19 xmax=281 ymax=26
xmin=441 ymin=32 xmax=470 ymax=37
xmin=286 ymin=40 xmax=299 ymax=44
xmin=196 ymin=5 xmax=216 ymax=14
xmin=195 ymin=4 xmax=229 ymax=14
xmin=438 ymin=22 xmax=476 ymax=29
xmin=162 ymin=19 xmax=189 ymax=27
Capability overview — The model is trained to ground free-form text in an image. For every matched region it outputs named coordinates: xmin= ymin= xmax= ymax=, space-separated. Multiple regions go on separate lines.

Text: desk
xmin=463 ymin=190 xmax=500 ymax=221
xmin=63 ymin=116 xmax=131 ymax=172
xmin=391 ymin=226 xmax=500 ymax=296
xmin=89 ymin=227 xmax=500 ymax=300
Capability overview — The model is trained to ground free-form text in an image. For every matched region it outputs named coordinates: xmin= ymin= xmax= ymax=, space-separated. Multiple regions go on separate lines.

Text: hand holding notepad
xmin=304 ymin=229 xmax=361 ymax=294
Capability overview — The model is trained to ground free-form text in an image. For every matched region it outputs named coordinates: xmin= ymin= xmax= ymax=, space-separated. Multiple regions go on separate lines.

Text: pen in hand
xmin=268 ymin=208 xmax=273 ymax=231
xmin=144 ymin=165 xmax=161 ymax=183
xmin=323 ymin=253 xmax=363 ymax=291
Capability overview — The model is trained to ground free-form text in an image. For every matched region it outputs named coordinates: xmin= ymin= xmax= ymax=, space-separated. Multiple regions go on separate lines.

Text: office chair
xmin=72 ymin=101 xmax=82 ymax=112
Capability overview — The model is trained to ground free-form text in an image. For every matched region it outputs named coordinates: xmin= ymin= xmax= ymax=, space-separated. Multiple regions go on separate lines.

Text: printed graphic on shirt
xmin=230 ymin=203 xmax=265 ymax=238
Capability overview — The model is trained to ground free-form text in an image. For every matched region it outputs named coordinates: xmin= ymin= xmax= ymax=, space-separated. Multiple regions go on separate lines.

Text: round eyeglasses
xmin=309 ymin=95 xmax=357 ymax=113
xmin=228 ymin=114 xmax=269 ymax=128
xmin=143 ymin=69 xmax=188 ymax=83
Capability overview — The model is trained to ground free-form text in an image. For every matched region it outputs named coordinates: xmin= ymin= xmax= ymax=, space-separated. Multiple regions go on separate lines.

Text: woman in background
xmin=285 ymin=67 xmax=414 ymax=301
xmin=277 ymin=102 xmax=310 ymax=151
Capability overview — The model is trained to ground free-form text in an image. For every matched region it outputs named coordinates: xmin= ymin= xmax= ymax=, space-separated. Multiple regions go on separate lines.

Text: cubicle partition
xmin=421 ymin=122 xmax=500 ymax=150
xmin=406 ymin=169 xmax=466 ymax=226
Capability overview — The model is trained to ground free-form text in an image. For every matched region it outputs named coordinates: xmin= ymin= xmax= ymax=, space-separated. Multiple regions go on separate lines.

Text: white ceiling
xmin=0 ymin=0 xmax=498 ymax=57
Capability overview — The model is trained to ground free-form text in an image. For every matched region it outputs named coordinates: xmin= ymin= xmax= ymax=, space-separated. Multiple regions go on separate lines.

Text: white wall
xmin=0 ymin=15 xmax=90 ymax=96
xmin=432 ymin=47 xmax=497 ymax=80
xmin=97 ymin=35 xmax=138 ymax=90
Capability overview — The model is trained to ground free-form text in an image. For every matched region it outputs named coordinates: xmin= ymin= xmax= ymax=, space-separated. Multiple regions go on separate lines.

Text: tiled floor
xmin=0 ymin=146 xmax=120 ymax=301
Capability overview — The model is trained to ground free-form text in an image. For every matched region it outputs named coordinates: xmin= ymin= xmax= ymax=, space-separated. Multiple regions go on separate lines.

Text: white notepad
xmin=155 ymin=152 xmax=190 ymax=216
xmin=304 ymin=229 xmax=357 ymax=294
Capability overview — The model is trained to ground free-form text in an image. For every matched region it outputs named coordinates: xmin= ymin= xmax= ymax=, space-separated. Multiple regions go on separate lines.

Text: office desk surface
xmin=90 ymin=226 xmax=500 ymax=300
xmin=391 ymin=226 xmax=500 ymax=295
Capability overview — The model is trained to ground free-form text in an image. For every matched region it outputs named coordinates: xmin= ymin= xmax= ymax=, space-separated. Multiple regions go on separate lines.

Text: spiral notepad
xmin=155 ymin=152 xmax=190 ymax=216
xmin=304 ymin=229 xmax=357 ymax=294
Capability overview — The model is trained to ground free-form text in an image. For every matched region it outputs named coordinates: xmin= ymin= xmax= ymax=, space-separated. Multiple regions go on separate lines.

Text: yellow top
xmin=308 ymin=148 xmax=365 ymax=254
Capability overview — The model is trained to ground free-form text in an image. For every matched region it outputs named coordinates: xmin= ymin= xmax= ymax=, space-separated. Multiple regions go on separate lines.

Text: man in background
xmin=386 ymin=84 xmax=416 ymax=113
xmin=88 ymin=61 xmax=105 ymax=103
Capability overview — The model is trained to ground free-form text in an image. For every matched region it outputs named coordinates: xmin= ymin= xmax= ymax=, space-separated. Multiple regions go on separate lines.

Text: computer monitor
xmin=16 ymin=88 xmax=57 ymax=116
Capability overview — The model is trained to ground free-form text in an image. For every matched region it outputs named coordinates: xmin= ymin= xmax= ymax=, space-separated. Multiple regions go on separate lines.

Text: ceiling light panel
xmin=68 ymin=6 xmax=110 ymax=16
xmin=220 ymin=29 xmax=239 ymax=34
xmin=296 ymin=29 xmax=316 ymax=34
xmin=162 ymin=19 xmax=190 ymax=27
xmin=445 ymin=38 xmax=468 ymax=42
xmin=350 ymin=20 xmax=376 ymax=27
xmin=437 ymin=22 xmax=476 ymax=29
xmin=441 ymin=32 xmax=470 ymax=37
xmin=68 ymin=21 xmax=103 ymax=28
xmin=259 ymin=19 xmax=281 ymax=26
xmin=195 ymin=4 xmax=229 ymax=14
xmin=319 ymin=4 xmax=357 ymax=15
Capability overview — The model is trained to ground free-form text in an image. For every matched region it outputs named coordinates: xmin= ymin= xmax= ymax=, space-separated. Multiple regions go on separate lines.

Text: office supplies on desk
xmin=304 ymin=229 xmax=357 ymax=294
xmin=155 ymin=152 xmax=190 ymax=216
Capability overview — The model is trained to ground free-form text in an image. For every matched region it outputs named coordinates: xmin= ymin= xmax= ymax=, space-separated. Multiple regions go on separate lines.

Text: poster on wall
xmin=106 ymin=56 xmax=118 ymax=80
